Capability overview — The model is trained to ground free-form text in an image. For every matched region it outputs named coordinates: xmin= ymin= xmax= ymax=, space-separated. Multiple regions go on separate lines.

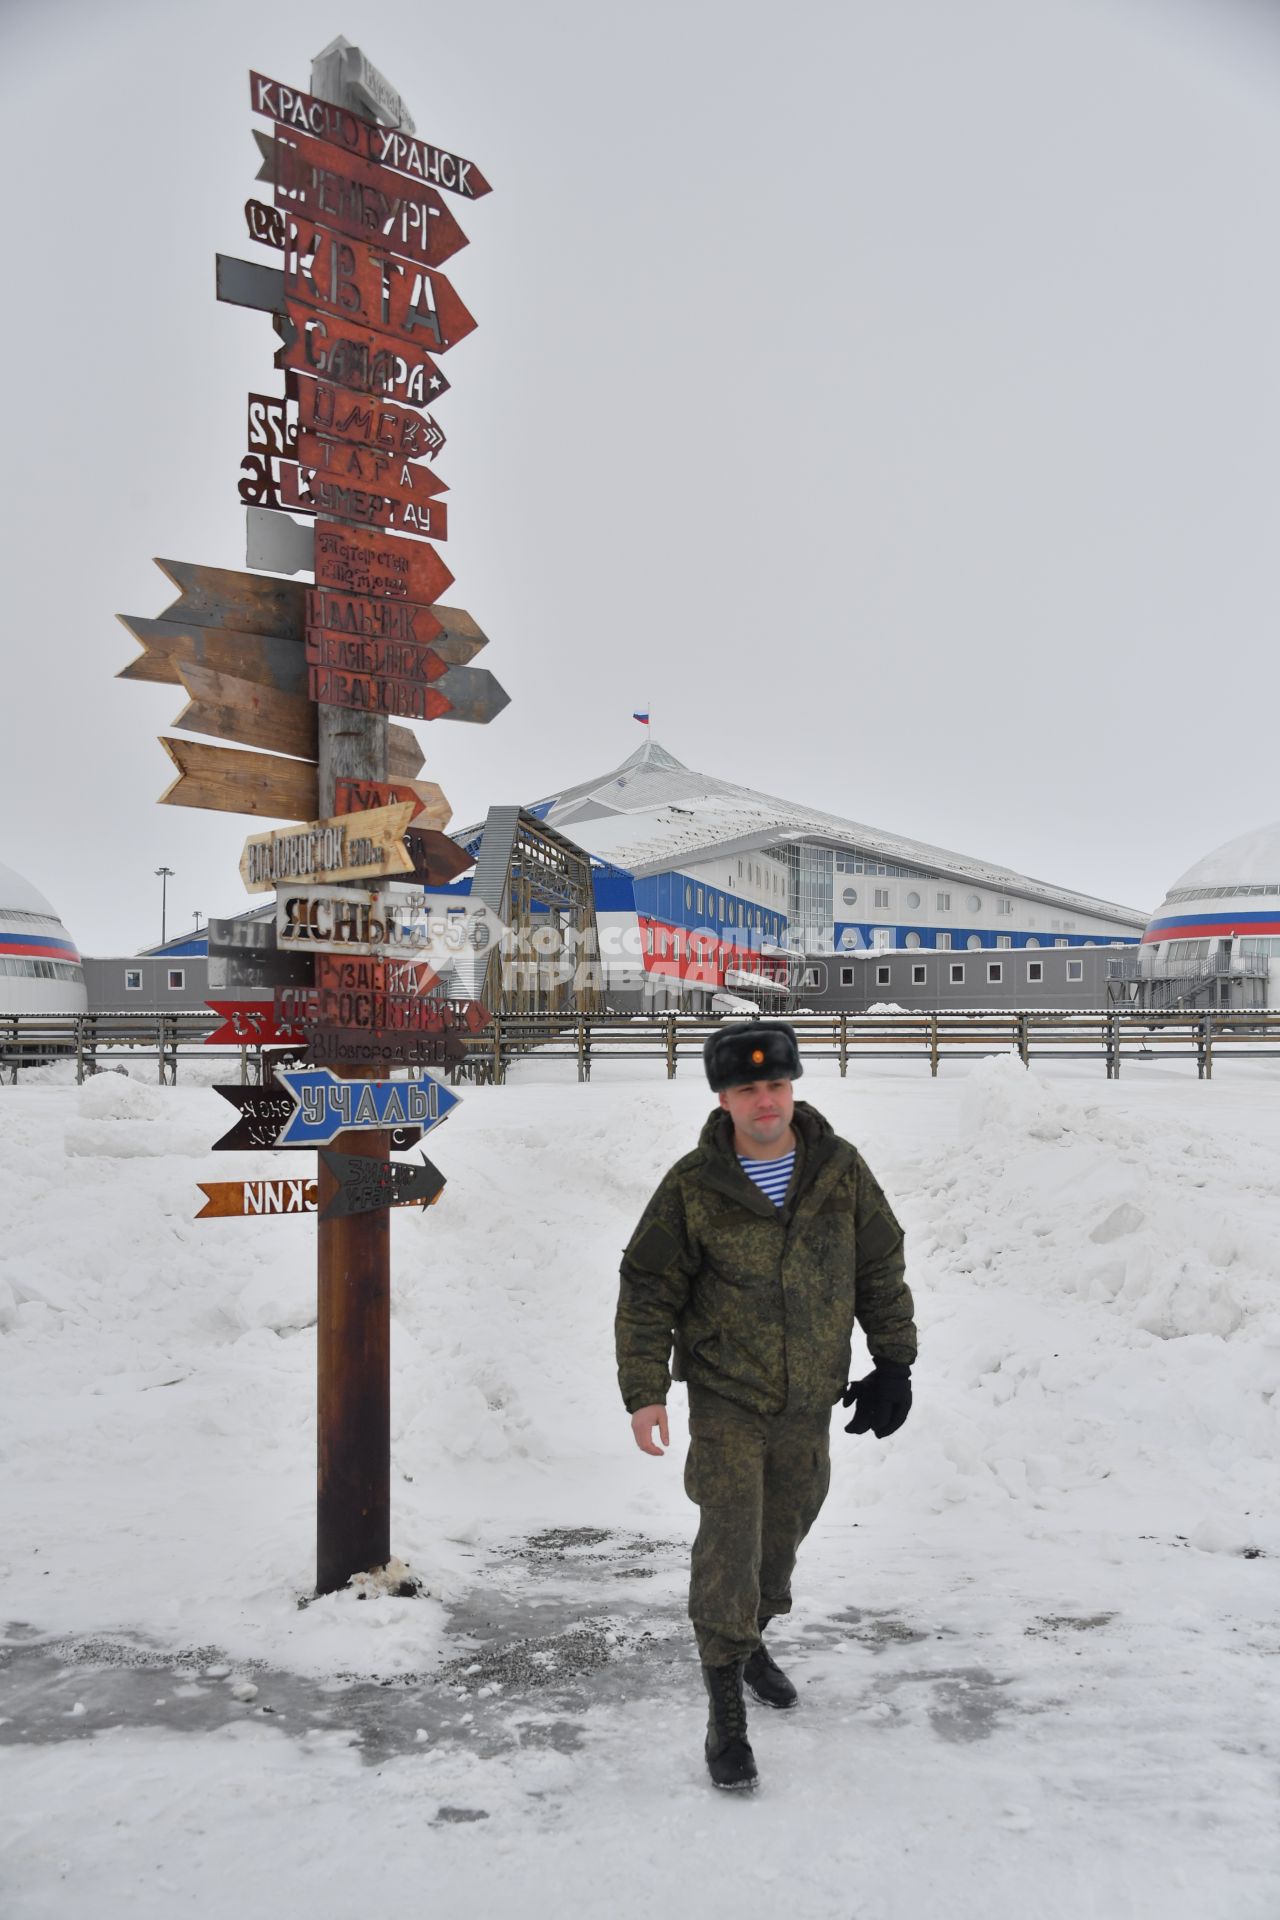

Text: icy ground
xmin=1 ymin=1052 xmax=1278 ymax=1919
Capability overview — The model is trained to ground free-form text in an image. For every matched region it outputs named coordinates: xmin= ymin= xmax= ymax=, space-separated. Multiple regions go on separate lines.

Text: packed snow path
xmin=2 ymin=1056 xmax=1277 ymax=1918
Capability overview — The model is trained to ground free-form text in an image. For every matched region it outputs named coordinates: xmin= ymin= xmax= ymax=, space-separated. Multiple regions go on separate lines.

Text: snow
xmin=2 ymin=1053 xmax=1278 ymax=1918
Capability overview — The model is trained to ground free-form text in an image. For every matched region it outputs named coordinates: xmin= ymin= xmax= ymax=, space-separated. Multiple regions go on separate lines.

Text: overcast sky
xmin=4 ymin=0 xmax=1279 ymax=953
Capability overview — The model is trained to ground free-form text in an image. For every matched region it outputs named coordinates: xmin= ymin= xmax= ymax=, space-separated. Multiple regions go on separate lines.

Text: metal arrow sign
xmin=318 ymin=1149 xmax=445 ymax=1219
xmin=212 ymin=1083 xmax=423 ymax=1152
xmin=249 ymin=71 xmax=492 ymax=198
xmin=275 ymin=1065 xmax=459 ymax=1147
xmin=196 ymin=1176 xmax=318 ymax=1219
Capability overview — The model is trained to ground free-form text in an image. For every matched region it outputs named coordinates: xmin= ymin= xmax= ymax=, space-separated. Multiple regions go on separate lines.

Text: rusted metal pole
xmin=311 ymin=40 xmax=395 ymax=1596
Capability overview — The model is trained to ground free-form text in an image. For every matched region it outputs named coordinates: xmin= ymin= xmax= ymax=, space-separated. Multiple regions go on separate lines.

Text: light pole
xmin=155 ymin=866 xmax=174 ymax=947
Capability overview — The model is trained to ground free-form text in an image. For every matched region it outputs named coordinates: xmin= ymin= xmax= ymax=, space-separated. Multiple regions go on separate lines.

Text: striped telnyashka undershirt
xmin=737 ymin=1149 xmax=795 ymax=1208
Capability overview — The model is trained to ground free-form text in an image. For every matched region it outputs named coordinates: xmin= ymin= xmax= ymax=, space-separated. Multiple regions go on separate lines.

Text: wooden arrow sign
xmin=174 ymin=662 xmax=317 ymax=759
xmin=333 ymin=776 xmax=451 ymax=831
xmin=265 ymin=125 xmax=469 ymax=269
xmin=296 ymin=376 xmax=445 ymax=462
xmin=279 ymin=460 xmax=449 ymax=540
xmin=196 ymin=1175 xmax=318 ymax=1219
xmin=237 ymin=529 xmax=482 ymax=664
xmin=430 ymin=664 xmax=511 ymax=726
xmin=277 ymin=301 xmax=451 ymax=411
xmin=282 ymin=220 xmax=477 ymax=354
xmin=308 ymin=663 xmax=450 ymax=722
xmin=117 ymin=614 xmax=307 ymax=692
xmin=275 ymin=1064 xmax=459 ymax=1147
xmin=249 ymin=71 xmax=492 ymax=199
xmin=212 ymin=1083 xmax=423 ymax=1152
xmin=159 ymin=734 xmax=424 ymax=817
xmin=239 ymin=803 xmax=414 ymax=892
xmin=307 ymin=588 xmax=444 ymax=647
xmin=318 ymin=1149 xmax=445 ymax=1219
xmin=403 ymin=828 xmax=474 ymax=887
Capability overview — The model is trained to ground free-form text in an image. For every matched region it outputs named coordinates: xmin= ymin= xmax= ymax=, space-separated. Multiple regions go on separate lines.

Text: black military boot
xmin=702 ymin=1660 xmax=758 ymax=1790
xmin=743 ymin=1633 xmax=798 ymax=1710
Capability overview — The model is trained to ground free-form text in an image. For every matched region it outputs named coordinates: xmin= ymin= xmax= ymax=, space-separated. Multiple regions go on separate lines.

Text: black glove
xmin=842 ymin=1360 xmax=912 ymax=1438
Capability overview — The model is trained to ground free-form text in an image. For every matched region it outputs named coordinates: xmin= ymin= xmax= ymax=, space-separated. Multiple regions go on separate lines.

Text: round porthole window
xmin=967 ymin=893 xmax=982 ymax=912
xmin=905 ymin=931 xmax=921 ymax=949
xmin=905 ymin=890 xmax=920 ymax=910
xmin=1026 ymin=937 xmax=1040 ymax=950
xmin=967 ymin=934 xmax=982 ymax=950
xmin=842 ymin=887 xmax=858 ymax=906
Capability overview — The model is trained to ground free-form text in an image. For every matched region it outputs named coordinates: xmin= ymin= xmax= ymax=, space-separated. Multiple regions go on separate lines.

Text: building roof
xmin=497 ymin=738 xmax=1147 ymax=927
xmin=1166 ymin=822 xmax=1280 ymax=896
xmin=0 ymin=860 xmax=62 ymax=921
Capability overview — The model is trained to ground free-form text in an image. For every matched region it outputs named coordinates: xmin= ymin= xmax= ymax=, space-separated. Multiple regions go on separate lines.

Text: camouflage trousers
xmin=684 ymin=1382 xmax=833 ymax=1668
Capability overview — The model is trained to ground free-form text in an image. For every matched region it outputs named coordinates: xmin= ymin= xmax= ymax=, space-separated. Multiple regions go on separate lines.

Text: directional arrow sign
xmin=296 ymin=376 xmax=445 ymax=461
xmin=282 ymin=221 xmax=477 ymax=353
xmin=296 ymin=433 xmax=448 ymax=502
xmin=206 ymin=1000 xmax=309 ymax=1047
xmin=403 ymin=828 xmax=475 ymax=887
xmin=279 ymin=460 xmax=448 ymax=540
xmin=309 ymin=663 xmax=450 ymax=722
xmin=196 ymin=1175 xmax=318 ymax=1219
xmin=239 ymin=802 xmax=414 ymax=893
xmin=276 ymin=301 xmax=451 ymax=411
xmin=212 ymin=1083 xmax=422 ymax=1152
xmin=249 ymin=71 xmax=492 ymax=199
xmin=318 ymin=1150 xmax=445 ymax=1220
xmin=276 ymin=1065 xmax=459 ymax=1147
xmin=263 ymin=126 xmax=469 ymax=270
xmin=313 ymin=519 xmax=453 ymax=606
xmin=333 ymin=776 xmax=451 ymax=831
xmin=305 ymin=628 xmax=447 ymax=686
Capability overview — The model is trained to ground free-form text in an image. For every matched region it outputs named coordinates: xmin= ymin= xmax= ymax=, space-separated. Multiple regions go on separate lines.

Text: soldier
xmin=616 ymin=1020 xmax=916 ymax=1790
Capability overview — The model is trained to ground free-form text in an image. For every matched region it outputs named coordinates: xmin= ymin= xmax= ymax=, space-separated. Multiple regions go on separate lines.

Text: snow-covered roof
xmin=490 ymin=739 xmax=1147 ymax=926
xmin=0 ymin=860 xmax=60 ymax=921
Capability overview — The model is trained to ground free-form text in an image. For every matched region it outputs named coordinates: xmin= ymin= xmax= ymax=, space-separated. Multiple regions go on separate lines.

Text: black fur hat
xmin=703 ymin=1020 xmax=803 ymax=1092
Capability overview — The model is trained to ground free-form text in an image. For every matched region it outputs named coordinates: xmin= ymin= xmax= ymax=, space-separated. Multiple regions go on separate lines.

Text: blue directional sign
xmin=276 ymin=1066 xmax=459 ymax=1148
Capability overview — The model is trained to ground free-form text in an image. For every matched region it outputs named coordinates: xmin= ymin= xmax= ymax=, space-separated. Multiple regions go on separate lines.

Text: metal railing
xmin=4 ymin=1007 xmax=1280 ymax=1086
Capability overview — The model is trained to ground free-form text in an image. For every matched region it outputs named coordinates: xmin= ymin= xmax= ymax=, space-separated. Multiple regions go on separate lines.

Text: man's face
xmin=718 ymin=1077 xmax=795 ymax=1154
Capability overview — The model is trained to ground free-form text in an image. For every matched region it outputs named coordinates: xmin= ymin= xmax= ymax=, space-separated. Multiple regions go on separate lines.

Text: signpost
xmin=117 ymin=42 xmax=499 ymax=1600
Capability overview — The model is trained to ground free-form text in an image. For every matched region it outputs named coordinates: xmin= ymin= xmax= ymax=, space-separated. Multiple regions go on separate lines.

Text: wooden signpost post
xmin=117 ymin=38 xmax=499 ymax=1600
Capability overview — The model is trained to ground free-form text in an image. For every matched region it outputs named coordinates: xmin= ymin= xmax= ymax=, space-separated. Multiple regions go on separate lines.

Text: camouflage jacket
xmin=616 ymin=1101 xmax=916 ymax=1417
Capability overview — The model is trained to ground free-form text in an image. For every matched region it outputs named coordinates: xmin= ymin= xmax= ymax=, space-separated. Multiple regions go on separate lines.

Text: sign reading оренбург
xmin=275 ymin=883 xmax=501 ymax=960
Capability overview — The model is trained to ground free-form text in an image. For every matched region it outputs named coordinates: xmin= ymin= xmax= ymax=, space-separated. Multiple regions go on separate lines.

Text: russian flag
xmin=633 ymin=711 xmax=650 ymax=725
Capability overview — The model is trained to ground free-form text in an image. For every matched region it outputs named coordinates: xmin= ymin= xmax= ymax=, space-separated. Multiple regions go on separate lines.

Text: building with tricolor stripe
xmin=453 ymin=736 xmax=1148 ymax=1010
xmin=1137 ymin=822 xmax=1280 ymax=1008
xmin=0 ymin=862 xmax=87 ymax=1012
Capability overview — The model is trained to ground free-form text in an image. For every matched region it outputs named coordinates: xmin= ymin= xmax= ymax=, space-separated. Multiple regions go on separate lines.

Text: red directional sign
xmin=333 ymin=776 xmax=450 ymax=828
xmin=308 ymin=587 xmax=444 ymax=647
xmin=313 ymin=521 xmax=454 ymax=605
xmin=296 ymin=376 xmax=444 ymax=461
xmin=268 ymin=124 xmax=470 ymax=268
xmin=277 ymin=300 xmax=450 ymax=410
xmin=205 ymin=1000 xmax=309 ymax=1047
xmin=306 ymin=627 xmax=447 ymax=685
xmin=308 ymin=663 xmax=450 ymax=721
xmin=284 ymin=221 xmax=477 ymax=354
xmin=250 ymin=72 xmax=492 ymax=198
xmin=296 ymin=432 xmax=447 ymax=503
xmin=279 ymin=459 xmax=449 ymax=539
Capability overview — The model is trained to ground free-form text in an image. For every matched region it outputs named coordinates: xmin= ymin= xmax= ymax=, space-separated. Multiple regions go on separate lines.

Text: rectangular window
xmin=997 ymin=935 xmax=1011 ymax=949
xmin=949 ymin=963 xmax=965 ymax=984
xmin=644 ymin=927 xmax=653 ymax=955
xmin=840 ymin=967 xmax=853 ymax=986
xmin=696 ymin=887 xmax=704 ymax=915
xmin=125 ymin=968 xmax=142 ymax=991
xmin=987 ymin=962 xmax=1003 ymax=984
xmin=876 ymin=965 xmax=891 ymax=986
xmin=873 ymin=928 xmax=891 ymax=950
xmin=912 ymin=964 xmax=926 ymax=985
xmin=936 ymin=932 xmax=951 ymax=951
xmin=1027 ymin=961 xmax=1043 ymax=983
xmin=1066 ymin=959 xmax=1083 ymax=981
xmin=804 ymin=967 xmax=821 ymax=987
xmin=1107 ymin=958 xmax=1124 ymax=978
xmin=936 ymin=892 xmax=950 ymax=911
xmin=874 ymin=888 xmax=890 ymax=909
xmin=167 ymin=969 xmax=184 ymax=991
xmin=998 ymin=899 xmax=1013 ymax=915
xmin=1055 ymin=939 xmax=1068 ymax=949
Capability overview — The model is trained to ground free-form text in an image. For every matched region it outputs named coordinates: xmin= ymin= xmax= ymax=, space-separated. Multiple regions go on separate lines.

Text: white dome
xmin=0 ymin=860 xmax=60 ymax=918
xmin=1168 ymin=823 xmax=1280 ymax=896
xmin=0 ymin=859 xmax=86 ymax=1014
